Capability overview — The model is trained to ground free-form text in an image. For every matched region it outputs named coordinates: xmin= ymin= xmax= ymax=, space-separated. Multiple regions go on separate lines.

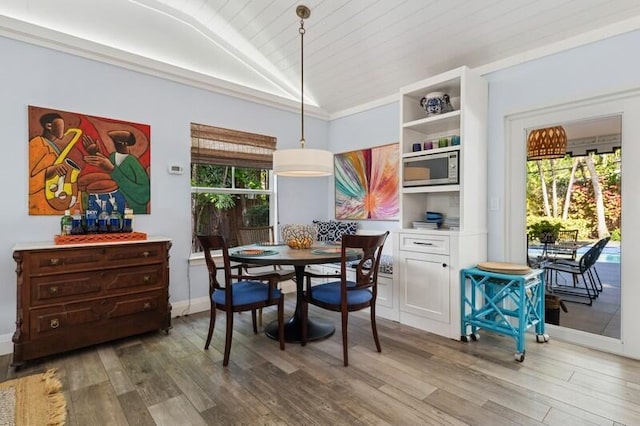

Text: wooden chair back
xmin=237 ymin=226 xmax=274 ymax=245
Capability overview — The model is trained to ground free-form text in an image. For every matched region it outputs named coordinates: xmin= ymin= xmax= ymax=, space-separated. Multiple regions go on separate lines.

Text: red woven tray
xmin=54 ymin=232 xmax=147 ymax=245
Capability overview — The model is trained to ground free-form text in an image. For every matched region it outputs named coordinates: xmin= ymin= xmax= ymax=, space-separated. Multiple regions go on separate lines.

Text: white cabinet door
xmin=398 ymin=250 xmax=450 ymax=323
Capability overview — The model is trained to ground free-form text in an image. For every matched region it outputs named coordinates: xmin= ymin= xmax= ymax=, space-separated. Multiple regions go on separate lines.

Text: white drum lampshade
xmin=273 ymin=148 xmax=333 ymax=177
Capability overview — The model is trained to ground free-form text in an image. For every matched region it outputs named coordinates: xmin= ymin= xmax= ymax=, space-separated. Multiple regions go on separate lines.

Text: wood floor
xmin=2 ymin=295 xmax=640 ymax=425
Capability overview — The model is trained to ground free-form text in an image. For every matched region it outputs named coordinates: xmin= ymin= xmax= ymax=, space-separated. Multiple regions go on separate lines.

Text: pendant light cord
xmin=299 ymin=17 xmax=305 ymax=149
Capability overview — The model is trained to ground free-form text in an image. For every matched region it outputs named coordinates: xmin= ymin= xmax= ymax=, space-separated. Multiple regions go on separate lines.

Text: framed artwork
xmin=334 ymin=143 xmax=399 ymax=220
xmin=28 ymin=105 xmax=151 ymax=216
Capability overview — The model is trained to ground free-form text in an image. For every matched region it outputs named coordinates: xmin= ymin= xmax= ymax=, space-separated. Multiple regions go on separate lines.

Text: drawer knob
xmin=49 ymin=286 xmax=59 ymax=295
xmin=442 ymin=263 xmax=448 ymax=268
xmin=50 ymin=319 xmax=60 ymax=329
xmin=49 ymin=258 xmax=60 ymax=266
xmin=143 ymin=302 xmax=151 ymax=310
xmin=414 ymin=242 xmax=433 ymax=246
xmin=142 ymin=251 xmax=150 ymax=257
xmin=143 ymin=275 xmax=151 ymax=283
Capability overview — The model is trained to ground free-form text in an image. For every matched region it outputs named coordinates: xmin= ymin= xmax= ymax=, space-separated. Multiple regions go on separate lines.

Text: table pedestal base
xmin=265 ymin=316 xmax=334 ymax=343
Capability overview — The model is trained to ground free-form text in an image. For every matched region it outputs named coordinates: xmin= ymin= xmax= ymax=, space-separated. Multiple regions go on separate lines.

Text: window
xmin=191 ymin=123 xmax=276 ymax=252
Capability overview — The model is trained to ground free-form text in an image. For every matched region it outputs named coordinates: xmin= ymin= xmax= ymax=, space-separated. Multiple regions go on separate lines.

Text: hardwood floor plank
xmin=70 ymin=380 xmax=129 ymax=425
xmin=165 ymin=364 xmax=216 ymax=412
xmin=117 ymin=390 xmax=156 ymax=426
xmin=481 ymin=400 xmax=546 ymax=426
xmin=377 ymin=383 xmax=468 ymax=425
xmin=116 ymin=342 xmax=182 ymax=406
xmin=64 ymin=348 xmax=109 ymax=392
xmin=97 ymin=345 xmax=136 ymax=395
xmin=425 ymin=388 xmax=522 ymax=426
xmin=148 ymin=394 xmax=208 ymax=426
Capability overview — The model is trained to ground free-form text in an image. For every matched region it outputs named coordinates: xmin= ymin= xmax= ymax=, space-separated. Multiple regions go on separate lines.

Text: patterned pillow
xmin=313 ymin=220 xmax=358 ymax=242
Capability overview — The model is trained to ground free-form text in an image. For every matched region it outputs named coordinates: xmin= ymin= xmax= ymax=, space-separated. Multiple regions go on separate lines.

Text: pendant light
xmin=273 ymin=5 xmax=333 ymax=177
xmin=527 ymin=126 xmax=567 ymax=160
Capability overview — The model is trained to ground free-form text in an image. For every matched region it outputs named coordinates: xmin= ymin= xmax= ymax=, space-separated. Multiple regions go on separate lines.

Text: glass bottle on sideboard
xmin=60 ymin=209 xmax=72 ymax=235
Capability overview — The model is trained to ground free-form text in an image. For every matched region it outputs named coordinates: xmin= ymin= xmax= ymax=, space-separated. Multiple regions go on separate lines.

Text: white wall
xmin=0 ymin=35 xmax=332 ymax=343
xmin=484 ymin=28 xmax=640 ymax=357
xmin=327 ymin=102 xmax=401 ymax=253
xmin=485 ymin=29 xmax=640 ymax=260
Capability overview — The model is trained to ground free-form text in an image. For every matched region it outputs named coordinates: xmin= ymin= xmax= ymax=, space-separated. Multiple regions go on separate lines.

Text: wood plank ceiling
xmin=2 ymin=0 xmax=640 ymax=117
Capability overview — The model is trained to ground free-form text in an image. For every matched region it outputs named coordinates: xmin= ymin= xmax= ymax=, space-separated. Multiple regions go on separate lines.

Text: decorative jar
xmin=281 ymin=224 xmax=316 ymax=249
xmin=419 ymin=92 xmax=454 ymax=116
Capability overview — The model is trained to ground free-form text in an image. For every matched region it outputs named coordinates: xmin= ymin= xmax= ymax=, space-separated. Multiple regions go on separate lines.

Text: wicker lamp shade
xmin=527 ymin=126 xmax=567 ymax=160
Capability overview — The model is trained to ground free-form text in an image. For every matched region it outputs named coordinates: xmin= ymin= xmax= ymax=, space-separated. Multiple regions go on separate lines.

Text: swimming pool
xmin=576 ymin=244 xmax=620 ymax=263
xmin=528 ymin=243 xmax=620 ymax=263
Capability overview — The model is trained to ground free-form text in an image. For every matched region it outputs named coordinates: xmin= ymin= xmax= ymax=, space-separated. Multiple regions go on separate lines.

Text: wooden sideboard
xmin=11 ymin=237 xmax=171 ymax=366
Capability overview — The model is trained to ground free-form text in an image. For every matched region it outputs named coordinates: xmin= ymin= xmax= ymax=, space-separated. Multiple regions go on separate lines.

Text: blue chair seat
xmin=309 ymin=281 xmax=372 ymax=305
xmin=213 ymin=281 xmax=282 ymax=306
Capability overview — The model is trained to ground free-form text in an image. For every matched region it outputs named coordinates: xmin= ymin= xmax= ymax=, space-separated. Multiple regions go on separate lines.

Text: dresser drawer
xmin=105 ymin=243 xmax=165 ymax=266
xmin=398 ymin=233 xmax=450 ymax=255
xmin=29 ymin=291 xmax=164 ymax=338
xmin=27 ymin=246 xmax=105 ymax=274
xmin=31 ymin=274 xmax=101 ymax=305
xmin=30 ymin=264 xmax=164 ymax=306
xmin=103 ymin=265 xmax=164 ymax=293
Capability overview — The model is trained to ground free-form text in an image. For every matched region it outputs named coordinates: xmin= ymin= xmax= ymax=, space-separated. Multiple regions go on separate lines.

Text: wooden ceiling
xmin=2 ymin=0 xmax=640 ymax=117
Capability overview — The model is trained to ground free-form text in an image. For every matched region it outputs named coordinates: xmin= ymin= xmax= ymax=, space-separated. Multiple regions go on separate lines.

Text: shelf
xmin=402 ymin=146 xmax=459 ymax=159
xmin=402 ymin=184 xmax=460 ymax=193
xmin=403 ymin=110 xmax=460 ymax=134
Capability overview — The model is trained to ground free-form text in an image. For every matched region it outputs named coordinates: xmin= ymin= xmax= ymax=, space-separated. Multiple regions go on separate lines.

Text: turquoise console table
xmin=460 ymin=267 xmax=548 ymax=362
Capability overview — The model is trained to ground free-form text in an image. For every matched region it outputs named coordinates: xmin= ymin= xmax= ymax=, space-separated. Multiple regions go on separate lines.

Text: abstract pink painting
xmin=334 ymin=143 xmax=399 ymax=220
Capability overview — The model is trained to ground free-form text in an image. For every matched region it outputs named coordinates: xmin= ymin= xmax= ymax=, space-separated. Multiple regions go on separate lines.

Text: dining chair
xmin=300 ymin=231 xmax=389 ymax=366
xmin=197 ymin=234 xmax=285 ymax=366
xmin=544 ymin=236 xmax=610 ymax=305
xmin=237 ymin=226 xmax=295 ymax=325
xmin=552 ymin=236 xmax=610 ymax=293
xmin=547 ymin=229 xmax=579 ymax=261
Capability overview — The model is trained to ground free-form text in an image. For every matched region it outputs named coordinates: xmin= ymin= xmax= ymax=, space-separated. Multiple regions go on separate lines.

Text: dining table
xmin=228 ymin=243 xmax=359 ymax=343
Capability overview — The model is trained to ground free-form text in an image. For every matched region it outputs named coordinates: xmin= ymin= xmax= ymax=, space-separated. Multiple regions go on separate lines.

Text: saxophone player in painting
xmin=29 ymin=113 xmax=81 ymax=214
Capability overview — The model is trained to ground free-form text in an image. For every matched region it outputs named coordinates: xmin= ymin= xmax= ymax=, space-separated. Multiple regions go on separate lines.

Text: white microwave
xmin=403 ymin=150 xmax=459 ymax=187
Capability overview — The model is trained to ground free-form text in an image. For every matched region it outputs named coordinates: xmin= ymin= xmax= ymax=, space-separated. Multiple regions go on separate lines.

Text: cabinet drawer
xmin=29 ymin=291 xmax=164 ymax=338
xmin=104 ymin=243 xmax=165 ymax=266
xmin=31 ymin=274 xmax=102 ymax=305
xmin=399 ymin=233 xmax=450 ymax=255
xmin=27 ymin=246 xmax=105 ymax=274
xmin=103 ymin=265 xmax=164 ymax=293
xmin=30 ymin=265 xmax=163 ymax=306
xmin=26 ymin=243 xmax=165 ymax=276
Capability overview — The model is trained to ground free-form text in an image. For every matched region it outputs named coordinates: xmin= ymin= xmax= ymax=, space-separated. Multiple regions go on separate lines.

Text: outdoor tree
xmin=527 ymin=150 xmax=620 ymax=240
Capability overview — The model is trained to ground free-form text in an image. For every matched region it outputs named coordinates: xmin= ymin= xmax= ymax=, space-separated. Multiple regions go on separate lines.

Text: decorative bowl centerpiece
xmin=419 ymin=92 xmax=454 ymax=116
xmin=281 ymin=224 xmax=316 ymax=249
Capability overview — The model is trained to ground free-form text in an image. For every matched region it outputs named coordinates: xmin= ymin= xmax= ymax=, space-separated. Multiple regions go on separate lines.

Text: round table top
xmin=228 ymin=243 xmax=359 ymax=267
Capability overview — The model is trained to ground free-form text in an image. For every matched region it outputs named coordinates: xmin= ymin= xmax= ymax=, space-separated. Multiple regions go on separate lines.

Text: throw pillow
xmin=313 ymin=220 xmax=358 ymax=242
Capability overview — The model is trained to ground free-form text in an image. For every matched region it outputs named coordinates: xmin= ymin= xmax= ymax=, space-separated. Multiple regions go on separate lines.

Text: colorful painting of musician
xmin=28 ymin=105 xmax=151 ymax=216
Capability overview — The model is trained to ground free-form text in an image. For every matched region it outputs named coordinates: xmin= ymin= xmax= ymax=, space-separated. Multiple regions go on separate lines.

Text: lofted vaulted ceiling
xmin=2 ymin=0 xmax=640 ymax=118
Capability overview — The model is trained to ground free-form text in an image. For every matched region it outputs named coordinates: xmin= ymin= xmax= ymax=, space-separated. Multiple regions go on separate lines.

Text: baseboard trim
xmin=171 ymin=296 xmax=210 ymax=318
xmin=0 ymin=333 xmax=13 ymax=356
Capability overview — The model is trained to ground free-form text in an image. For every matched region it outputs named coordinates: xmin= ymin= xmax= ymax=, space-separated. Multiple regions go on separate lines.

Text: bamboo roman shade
xmin=190 ymin=123 xmax=276 ymax=169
